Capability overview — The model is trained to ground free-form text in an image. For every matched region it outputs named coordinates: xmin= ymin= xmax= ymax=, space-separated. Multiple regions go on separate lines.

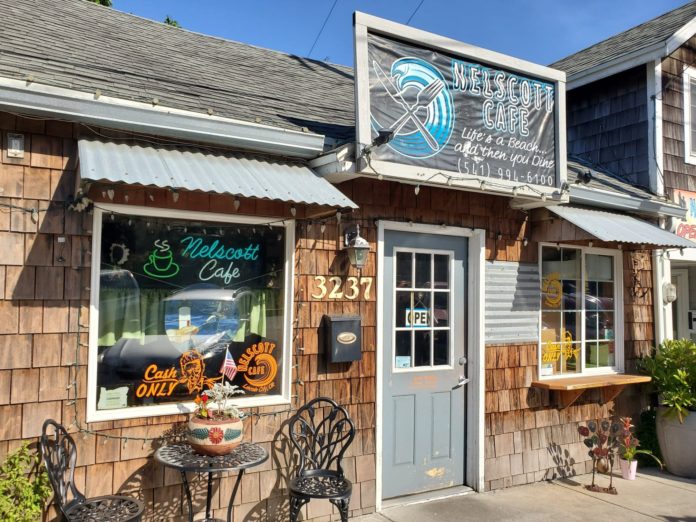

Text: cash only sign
xmin=353 ymin=13 xmax=567 ymax=203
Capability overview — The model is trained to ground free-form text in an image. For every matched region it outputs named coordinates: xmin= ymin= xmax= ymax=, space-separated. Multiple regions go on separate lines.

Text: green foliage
xmin=640 ymin=339 xmax=696 ymax=422
xmin=0 ymin=442 xmax=52 ymax=522
xmin=164 ymin=15 xmax=181 ymax=28
xmin=635 ymin=409 xmax=662 ymax=467
xmin=86 ymin=0 xmax=112 ymax=6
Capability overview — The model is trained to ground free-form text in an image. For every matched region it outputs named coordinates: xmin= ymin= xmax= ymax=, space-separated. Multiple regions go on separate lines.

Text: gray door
xmin=382 ymin=230 xmax=467 ymax=499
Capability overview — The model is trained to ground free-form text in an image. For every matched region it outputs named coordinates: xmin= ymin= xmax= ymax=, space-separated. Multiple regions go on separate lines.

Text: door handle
xmin=453 ymin=376 xmax=469 ymax=390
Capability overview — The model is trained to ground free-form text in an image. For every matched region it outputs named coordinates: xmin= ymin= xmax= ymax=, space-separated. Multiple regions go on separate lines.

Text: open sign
xmin=405 ymin=308 xmax=430 ymax=328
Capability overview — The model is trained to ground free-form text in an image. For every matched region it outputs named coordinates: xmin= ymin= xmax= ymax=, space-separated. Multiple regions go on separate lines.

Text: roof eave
xmin=0 ymin=76 xmax=326 ymax=159
xmin=564 ymin=15 xmax=696 ymax=90
xmin=570 ymin=185 xmax=686 ymax=219
xmin=564 ymin=42 xmax=665 ymax=90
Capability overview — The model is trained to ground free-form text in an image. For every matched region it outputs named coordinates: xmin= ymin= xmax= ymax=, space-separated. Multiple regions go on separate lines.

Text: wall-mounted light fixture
xmin=362 ymin=129 xmax=395 ymax=156
xmin=343 ymin=224 xmax=370 ymax=269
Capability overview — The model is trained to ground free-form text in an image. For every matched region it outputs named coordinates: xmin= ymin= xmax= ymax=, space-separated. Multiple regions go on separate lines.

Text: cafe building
xmin=0 ymin=1 xmax=692 ymax=520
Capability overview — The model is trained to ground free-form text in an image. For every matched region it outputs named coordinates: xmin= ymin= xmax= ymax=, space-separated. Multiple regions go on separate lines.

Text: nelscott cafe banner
xmin=366 ymin=32 xmax=557 ymax=189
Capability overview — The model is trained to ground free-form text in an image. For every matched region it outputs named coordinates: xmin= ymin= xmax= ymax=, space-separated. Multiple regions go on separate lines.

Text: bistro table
xmin=155 ymin=442 xmax=268 ymax=522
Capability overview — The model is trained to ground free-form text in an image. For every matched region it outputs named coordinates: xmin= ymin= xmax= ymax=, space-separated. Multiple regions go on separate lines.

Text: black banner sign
xmin=367 ymin=33 xmax=557 ymax=188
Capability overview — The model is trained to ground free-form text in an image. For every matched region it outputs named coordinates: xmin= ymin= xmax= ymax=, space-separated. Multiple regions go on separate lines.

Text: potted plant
xmin=186 ymin=382 xmax=245 ymax=456
xmin=617 ymin=417 xmax=662 ymax=480
xmin=640 ymin=339 xmax=696 ymax=478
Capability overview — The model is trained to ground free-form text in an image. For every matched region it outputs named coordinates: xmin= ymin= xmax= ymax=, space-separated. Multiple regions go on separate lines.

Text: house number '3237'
xmin=311 ymin=276 xmax=373 ymax=300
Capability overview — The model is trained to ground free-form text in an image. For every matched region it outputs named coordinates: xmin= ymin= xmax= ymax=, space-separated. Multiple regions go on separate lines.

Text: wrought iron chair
xmin=288 ymin=397 xmax=356 ymax=522
xmin=39 ymin=419 xmax=144 ymax=522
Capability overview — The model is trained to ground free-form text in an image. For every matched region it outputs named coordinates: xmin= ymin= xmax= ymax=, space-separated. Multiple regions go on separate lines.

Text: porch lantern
xmin=343 ymin=224 xmax=370 ymax=269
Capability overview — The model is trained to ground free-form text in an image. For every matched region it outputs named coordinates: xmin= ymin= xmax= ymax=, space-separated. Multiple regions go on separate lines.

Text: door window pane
xmin=395 ymin=292 xmax=412 ymax=328
xmin=433 ymin=292 xmax=449 ymax=328
xmin=433 ymin=330 xmax=449 ymax=366
xmin=396 ymin=252 xmax=412 ymax=288
xmin=434 ymin=255 xmax=449 ymax=289
xmin=414 ymin=330 xmax=431 ymax=366
xmin=415 ymin=253 xmax=431 ymax=288
xmin=395 ymin=331 xmax=412 ymax=368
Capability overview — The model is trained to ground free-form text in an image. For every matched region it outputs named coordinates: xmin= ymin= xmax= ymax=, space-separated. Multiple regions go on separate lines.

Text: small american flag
xmin=220 ymin=348 xmax=237 ymax=382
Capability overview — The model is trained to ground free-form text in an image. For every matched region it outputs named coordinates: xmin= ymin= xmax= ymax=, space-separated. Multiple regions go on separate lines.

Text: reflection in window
xmin=95 ymin=213 xmax=286 ymax=413
xmin=540 ymin=247 xmax=619 ymax=376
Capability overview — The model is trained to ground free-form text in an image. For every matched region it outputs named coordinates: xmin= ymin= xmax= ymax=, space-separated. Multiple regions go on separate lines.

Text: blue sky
xmin=113 ymin=1 xmax=687 ymax=66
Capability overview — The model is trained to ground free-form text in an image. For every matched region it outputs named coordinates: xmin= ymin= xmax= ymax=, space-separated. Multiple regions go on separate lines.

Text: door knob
xmin=453 ymin=376 xmax=469 ymax=389
xmin=458 ymin=356 xmax=467 ymax=366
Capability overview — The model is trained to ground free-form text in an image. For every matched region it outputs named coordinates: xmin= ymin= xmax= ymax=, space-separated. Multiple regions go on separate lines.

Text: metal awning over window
xmin=548 ymin=205 xmax=695 ymax=248
xmin=77 ymin=139 xmax=357 ymax=209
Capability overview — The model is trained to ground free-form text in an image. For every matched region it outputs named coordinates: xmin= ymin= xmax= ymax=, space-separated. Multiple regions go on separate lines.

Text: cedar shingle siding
xmin=566 ymin=66 xmax=650 ymax=188
xmin=662 ymin=34 xmax=696 ymax=192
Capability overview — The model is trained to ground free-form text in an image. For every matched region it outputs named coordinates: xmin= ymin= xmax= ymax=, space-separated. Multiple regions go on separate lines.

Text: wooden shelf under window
xmin=531 ymin=374 xmax=651 ymax=409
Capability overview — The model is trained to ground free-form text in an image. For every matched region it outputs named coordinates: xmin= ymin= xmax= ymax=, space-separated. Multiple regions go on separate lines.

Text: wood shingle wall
xmin=662 ymin=36 xmax=696 ymax=193
xmin=566 ymin=66 xmax=650 ymax=187
xmin=0 ymin=114 xmax=653 ymax=520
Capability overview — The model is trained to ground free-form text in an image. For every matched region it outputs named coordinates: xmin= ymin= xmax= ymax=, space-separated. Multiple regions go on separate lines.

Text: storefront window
xmin=540 ymin=245 xmax=621 ymax=377
xmin=89 ymin=207 xmax=291 ymax=420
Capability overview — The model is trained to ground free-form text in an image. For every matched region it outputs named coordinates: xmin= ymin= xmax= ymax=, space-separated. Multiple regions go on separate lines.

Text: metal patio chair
xmin=288 ymin=397 xmax=356 ymax=522
xmin=39 ymin=419 xmax=144 ymax=522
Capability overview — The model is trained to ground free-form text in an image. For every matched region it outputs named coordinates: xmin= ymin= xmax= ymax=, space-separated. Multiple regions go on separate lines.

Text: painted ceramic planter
xmin=186 ymin=416 xmax=243 ymax=456
xmin=619 ymin=459 xmax=638 ymax=480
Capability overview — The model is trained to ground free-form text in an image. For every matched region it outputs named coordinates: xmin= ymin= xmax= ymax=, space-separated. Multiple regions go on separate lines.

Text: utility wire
xmin=406 ymin=0 xmax=425 ymax=25
xmin=307 ymin=0 xmax=338 ymax=58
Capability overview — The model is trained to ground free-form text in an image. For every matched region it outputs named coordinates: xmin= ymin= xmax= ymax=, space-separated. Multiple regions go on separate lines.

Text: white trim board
xmin=86 ymin=203 xmax=295 ymax=423
xmin=0 ymin=76 xmax=325 ymax=159
xmin=375 ymin=221 xmax=486 ymax=511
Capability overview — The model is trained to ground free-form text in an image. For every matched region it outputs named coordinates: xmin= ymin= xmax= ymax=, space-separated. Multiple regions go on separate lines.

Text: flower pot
xmin=619 ymin=458 xmax=638 ymax=480
xmin=656 ymin=406 xmax=696 ymax=478
xmin=186 ymin=416 xmax=243 ymax=456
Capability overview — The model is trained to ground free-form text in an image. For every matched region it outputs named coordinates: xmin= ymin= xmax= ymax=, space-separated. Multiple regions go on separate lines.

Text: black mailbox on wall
xmin=322 ymin=315 xmax=362 ymax=363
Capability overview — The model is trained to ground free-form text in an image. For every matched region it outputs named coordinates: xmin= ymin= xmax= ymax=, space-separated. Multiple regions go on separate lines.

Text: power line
xmin=307 ymin=0 xmax=339 ymax=58
xmin=406 ymin=0 xmax=425 ymax=25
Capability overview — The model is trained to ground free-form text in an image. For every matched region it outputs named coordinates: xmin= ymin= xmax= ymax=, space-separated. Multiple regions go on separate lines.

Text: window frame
xmin=391 ymin=246 xmax=456 ymax=373
xmin=538 ymin=242 xmax=624 ymax=380
xmin=683 ymin=66 xmax=696 ymax=165
xmin=86 ymin=203 xmax=295 ymax=423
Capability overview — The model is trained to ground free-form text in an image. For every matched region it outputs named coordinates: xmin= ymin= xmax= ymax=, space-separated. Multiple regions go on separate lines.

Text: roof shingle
xmin=0 ymin=0 xmax=356 ymax=142
xmin=551 ymin=2 xmax=696 ymax=76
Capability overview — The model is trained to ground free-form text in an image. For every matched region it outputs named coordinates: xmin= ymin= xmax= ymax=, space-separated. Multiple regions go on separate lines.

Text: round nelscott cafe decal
xmin=237 ymin=340 xmax=279 ymax=393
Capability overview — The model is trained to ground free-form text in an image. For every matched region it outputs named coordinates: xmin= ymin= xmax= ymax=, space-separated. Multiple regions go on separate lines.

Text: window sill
xmin=531 ymin=374 xmax=651 ymax=409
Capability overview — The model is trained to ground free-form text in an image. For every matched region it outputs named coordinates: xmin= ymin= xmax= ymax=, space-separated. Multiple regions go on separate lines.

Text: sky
xmin=112 ymin=0 xmax=688 ymax=66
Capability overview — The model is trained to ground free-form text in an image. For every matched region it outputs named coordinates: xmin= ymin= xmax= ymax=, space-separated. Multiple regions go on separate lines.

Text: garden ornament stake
xmin=578 ymin=419 xmax=622 ymax=494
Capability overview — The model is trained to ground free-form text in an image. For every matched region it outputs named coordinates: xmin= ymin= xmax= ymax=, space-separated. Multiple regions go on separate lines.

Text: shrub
xmin=640 ymin=339 xmax=696 ymax=422
xmin=0 ymin=442 xmax=52 ymax=522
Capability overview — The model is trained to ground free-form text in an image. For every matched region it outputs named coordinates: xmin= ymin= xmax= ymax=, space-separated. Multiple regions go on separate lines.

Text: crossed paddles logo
xmin=371 ymin=57 xmax=455 ymax=159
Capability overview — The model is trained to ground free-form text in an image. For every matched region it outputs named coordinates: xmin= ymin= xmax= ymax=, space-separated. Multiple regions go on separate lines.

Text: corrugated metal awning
xmin=77 ymin=139 xmax=357 ymax=209
xmin=548 ymin=205 xmax=696 ymax=248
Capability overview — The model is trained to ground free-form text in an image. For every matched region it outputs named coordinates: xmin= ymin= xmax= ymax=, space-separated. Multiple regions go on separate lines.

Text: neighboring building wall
xmin=566 ymin=66 xmax=650 ymax=187
xmin=661 ymin=35 xmax=696 ymax=193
